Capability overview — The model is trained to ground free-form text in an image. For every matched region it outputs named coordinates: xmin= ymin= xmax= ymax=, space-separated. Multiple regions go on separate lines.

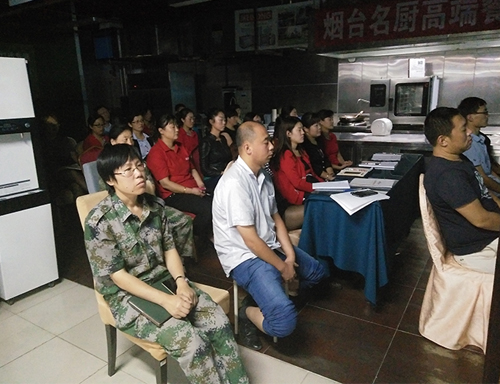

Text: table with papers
xmin=298 ymin=153 xmax=424 ymax=305
xmin=299 ymin=193 xmax=388 ymax=305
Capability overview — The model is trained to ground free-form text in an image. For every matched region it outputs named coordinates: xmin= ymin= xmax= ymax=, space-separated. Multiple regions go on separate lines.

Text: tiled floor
xmin=0 ymin=278 xmax=337 ymax=384
xmin=3 ymin=204 xmax=487 ymax=383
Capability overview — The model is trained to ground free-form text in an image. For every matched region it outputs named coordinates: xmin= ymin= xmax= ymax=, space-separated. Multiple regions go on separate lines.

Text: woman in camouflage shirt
xmin=84 ymin=144 xmax=248 ymax=384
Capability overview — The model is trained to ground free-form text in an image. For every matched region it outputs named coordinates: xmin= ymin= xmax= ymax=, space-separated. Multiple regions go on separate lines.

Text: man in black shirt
xmin=424 ymin=107 xmax=500 ymax=274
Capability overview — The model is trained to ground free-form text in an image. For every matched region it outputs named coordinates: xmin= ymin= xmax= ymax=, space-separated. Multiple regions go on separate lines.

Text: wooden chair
xmin=76 ymin=191 xmax=229 ymax=384
xmin=418 ymin=174 xmax=493 ymax=352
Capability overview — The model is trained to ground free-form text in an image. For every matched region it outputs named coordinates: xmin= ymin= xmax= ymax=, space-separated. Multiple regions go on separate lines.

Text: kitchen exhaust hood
xmin=318 ymin=33 xmax=500 ymax=59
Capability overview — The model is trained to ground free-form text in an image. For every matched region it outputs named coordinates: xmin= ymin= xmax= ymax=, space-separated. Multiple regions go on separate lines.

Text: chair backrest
xmin=82 ymin=161 xmax=101 ymax=194
xmin=76 ymin=190 xmax=108 ymax=230
xmin=418 ymin=174 xmax=448 ymax=269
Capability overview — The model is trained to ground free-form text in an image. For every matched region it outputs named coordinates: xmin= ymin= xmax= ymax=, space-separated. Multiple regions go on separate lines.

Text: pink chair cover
xmin=418 ymin=174 xmax=493 ymax=352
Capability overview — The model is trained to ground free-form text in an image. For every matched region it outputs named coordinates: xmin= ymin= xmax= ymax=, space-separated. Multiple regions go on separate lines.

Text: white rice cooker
xmin=371 ymin=118 xmax=393 ymax=136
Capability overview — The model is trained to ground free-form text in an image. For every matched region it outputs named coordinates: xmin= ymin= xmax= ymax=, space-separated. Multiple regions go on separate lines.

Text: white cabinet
xmin=0 ymin=204 xmax=58 ymax=300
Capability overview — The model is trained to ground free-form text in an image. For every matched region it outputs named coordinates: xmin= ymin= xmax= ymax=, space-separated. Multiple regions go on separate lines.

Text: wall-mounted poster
xmin=235 ymin=1 xmax=312 ymax=52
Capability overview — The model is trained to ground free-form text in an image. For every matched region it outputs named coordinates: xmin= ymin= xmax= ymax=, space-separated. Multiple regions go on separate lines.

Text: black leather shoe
xmin=238 ymin=303 xmax=262 ymax=350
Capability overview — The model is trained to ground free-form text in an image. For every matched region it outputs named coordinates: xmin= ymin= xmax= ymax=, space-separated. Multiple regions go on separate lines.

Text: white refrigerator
xmin=0 ymin=57 xmax=59 ymax=302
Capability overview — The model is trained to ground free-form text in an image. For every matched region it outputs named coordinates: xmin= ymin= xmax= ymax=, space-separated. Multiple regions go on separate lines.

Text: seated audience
xmin=317 ymin=109 xmax=352 ymax=171
xmin=128 ymin=112 xmax=153 ymax=160
xmin=40 ymin=113 xmax=87 ymax=200
xmin=221 ymin=106 xmax=239 ymax=159
xmin=200 ymin=108 xmax=233 ymax=193
xmin=459 ymin=97 xmax=500 ymax=197
xmin=270 ymin=116 xmax=322 ymax=230
xmin=147 ymin=114 xmax=213 ymax=240
xmin=212 ymin=121 xmax=327 ymax=350
xmin=80 ymin=113 xmax=108 ymax=165
xmin=424 ymin=107 xmax=500 ymax=274
xmin=301 ymin=112 xmax=335 ymax=181
xmin=84 ymin=144 xmax=248 ymax=383
xmin=106 ymin=124 xmax=196 ymax=263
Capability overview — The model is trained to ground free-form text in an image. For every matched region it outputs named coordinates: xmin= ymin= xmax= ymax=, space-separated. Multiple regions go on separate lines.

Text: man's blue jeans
xmin=230 ymin=246 xmax=327 ymax=338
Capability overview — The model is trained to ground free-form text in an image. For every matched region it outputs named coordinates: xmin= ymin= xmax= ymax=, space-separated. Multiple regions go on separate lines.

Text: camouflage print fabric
xmin=135 ymin=287 xmax=248 ymax=384
xmin=98 ymin=166 xmax=195 ymax=259
xmin=84 ymin=193 xmax=248 ymax=383
xmin=164 ymin=205 xmax=195 ymax=260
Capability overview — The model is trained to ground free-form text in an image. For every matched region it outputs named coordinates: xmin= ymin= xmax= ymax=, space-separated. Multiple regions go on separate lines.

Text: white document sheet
xmin=312 ymin=180 xmax=350 ymax=191
xmin=330 ymin=189 xmax=390 ymax=215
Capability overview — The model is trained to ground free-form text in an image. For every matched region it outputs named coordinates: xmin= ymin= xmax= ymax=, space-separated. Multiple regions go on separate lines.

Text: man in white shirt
xmin=213 ymin=121 xmax=327 ymax=350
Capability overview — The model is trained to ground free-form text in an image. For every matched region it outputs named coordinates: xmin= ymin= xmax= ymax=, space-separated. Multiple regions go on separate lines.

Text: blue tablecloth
xmin=298 ymin=193 xmax=388 ymax=304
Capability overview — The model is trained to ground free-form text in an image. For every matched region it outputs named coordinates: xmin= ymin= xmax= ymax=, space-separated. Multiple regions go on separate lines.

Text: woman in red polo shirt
xmin=147 ymin=114 xmax=212 ymax=239
xmin=270 ymin=116 xmax=323 ymax=230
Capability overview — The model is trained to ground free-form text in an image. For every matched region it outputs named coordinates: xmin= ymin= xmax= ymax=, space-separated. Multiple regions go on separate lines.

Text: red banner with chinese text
xmin=315 ymin=0 xmax=500 ymax=49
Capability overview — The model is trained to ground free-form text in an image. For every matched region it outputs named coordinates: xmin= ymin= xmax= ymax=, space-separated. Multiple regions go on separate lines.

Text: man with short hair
xmin=424 ymin=107 xmax=500 ymax=274
xmin=212 ymin=121 xmax=327 ymax=350
xmin=459 ymin=97 xmax=500 ymax=196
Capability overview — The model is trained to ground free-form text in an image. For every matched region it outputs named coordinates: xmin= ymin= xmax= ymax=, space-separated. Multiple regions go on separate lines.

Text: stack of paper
xmin=312 ymin=180 xmax=350 ymax=191
xmin=358 ymin=161 xmax=398 ymax=170
xmin=349 ymin=178 xmax=397 ymax=191
xmin=372 ymin=153 xmax=402 ymax=161
xmin=336 ymin=167 xmax=372 ymax=177
xmin=330 ymin=190 xmax=390 ymax=215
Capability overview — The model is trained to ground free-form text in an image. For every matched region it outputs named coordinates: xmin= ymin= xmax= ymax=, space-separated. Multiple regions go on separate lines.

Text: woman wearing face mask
xmin=147 ymin=114 xmax=213 ymax=241
xmin=270 ymin=116 xmax=323 ymax=230
xmin=199 ymin=108 xmax=233 ymax=194
xmin=301 ymin=112 xmax=335 ymax=181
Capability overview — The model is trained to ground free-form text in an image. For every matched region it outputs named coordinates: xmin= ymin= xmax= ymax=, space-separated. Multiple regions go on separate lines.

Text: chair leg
xmin=233 ymin=280 xmax=239 ymax=335
xmin=104 ymin=324 xmax=117 ymax=376
xmin=235 ymin=280 xmax=288 ymax=344
xmin=155 ymin=358 xmax=168 ymax=384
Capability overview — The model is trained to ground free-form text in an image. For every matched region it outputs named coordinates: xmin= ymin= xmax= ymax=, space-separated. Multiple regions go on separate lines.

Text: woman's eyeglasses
xmin=114 ymin=163 xmax=145 ymax=177
xmin=474 ymin=110 xmax=489 ymax=115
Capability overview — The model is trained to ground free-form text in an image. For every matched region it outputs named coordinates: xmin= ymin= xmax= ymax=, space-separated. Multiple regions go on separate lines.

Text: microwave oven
xmin=369 ymin=76 xmax=440 ymax=131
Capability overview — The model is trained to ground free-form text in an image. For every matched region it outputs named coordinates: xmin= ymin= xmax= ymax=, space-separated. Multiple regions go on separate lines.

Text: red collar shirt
xmin=147 ymin=139 xmax=198 ymax=199
xmin=273 ymin=149 xmax=322 ymax=205
xmin=177 ymin=127 xmax=199 ymax=156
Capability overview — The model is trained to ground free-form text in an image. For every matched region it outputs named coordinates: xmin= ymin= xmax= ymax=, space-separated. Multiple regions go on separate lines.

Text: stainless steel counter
xmin=333 ymin=132 xmax=432 ymax=165
xmin=335 ymin=132 xmax=430 ymax=144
